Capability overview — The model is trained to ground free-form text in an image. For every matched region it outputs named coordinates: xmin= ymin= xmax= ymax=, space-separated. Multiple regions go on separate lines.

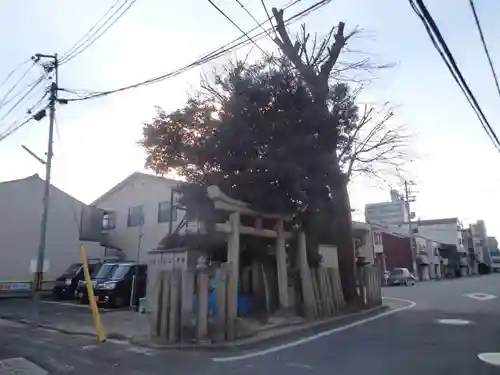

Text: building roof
xmin=91 ymin=171 xmax=182 ymax=206
xmin=0 ymin=173 xmax=86 ymax=204
xmin=415 ymin=218 xmax=459 ymax=226
xmin=0 ymin=173 xmax=40 ymax=185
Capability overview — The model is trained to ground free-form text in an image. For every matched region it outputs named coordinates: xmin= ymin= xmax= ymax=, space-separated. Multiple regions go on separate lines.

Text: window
xmin=158 ymin=201 xmax=177 ymax=223
xmin=127 ymin=205 xmax=144 ymax=227
xmin=102 ymin=211 xmax=116 ymax=230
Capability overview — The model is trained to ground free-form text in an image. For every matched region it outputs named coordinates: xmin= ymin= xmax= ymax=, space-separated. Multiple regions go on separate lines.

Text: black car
xmin=52 ymin=262 xmax=100 ymax=300
xmin=94 ymin=263 xmax=147 ymax=308
xmin=76 ymin=262 xmax=119 ymax=303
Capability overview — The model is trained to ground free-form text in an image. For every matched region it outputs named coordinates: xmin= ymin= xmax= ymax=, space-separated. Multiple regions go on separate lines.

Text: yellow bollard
xmin=80 ymin=244 xmax=106 ymax=342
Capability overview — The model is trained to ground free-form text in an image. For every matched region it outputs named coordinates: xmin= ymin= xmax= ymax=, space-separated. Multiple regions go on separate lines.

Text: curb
xmin=0 ymin=304 xmax=387 ymax=350
xmin=129 ymin=304 xmax=388 ymax=351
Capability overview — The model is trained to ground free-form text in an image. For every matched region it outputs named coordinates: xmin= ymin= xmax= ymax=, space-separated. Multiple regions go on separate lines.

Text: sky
xmin=0 ymin=0 xmax=499 ymax=237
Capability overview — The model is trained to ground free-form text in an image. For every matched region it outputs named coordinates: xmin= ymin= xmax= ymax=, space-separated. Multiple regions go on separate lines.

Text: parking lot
xmin=0 ymin=297 xmax=149 ymax=340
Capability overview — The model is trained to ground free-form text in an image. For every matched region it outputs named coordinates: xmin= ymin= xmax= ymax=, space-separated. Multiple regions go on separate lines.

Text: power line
xmin=0 ymin=107 xmax=46 ymax=143
xmin=468 ymin=0 xmax=500 ymax=100
xmin=60 ymin=0 xmax=122 ymax=62
xmin=260 ymin=0 xmax=276 ymax=37
xmin=63 ymin=0 xmax=330 ymax=102
xmin=0 ymin=76 xmax=46 ymax=125
xmin=0 ymin=62 xmax=36 ymax=108
xmin=235 ymin=0 xmax=274 ymax=41
xmin=208 ymin=0 xmax=271 ymax=58
xmin=60 ymin=0 xmax=138 ymax=65
xmin=409 ymin=0 xmax=500 ymax=152
xmin=0 ymin=59 xmax=32 ymax=92
xmin=0 ymin=89 xmax=49 ymax=140
xmin=0 ymin=74 xmax=47 ymax=115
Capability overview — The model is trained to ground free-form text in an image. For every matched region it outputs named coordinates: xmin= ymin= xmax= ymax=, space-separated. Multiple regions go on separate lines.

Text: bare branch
xmin=339 ymin=104 xmax=411 ymax=182
xmin=272 ymin=7 xmax=346 ymax=101
xmin=319 ymin=22 xmax=345 ymax=79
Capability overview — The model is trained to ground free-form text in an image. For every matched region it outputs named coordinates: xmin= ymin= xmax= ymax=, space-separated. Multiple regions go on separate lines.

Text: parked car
xmin=76 ymin=262 xmax=119 ymax=303
xmin=383 ymin=270 xmax=391 ymax=284
xmin=387 ymin=268 xmax=416 ymax=286
xmin=52 ymin=261 xmax=100 ymax=300
xmin=93 ymin=263 xmax=147 ymax=308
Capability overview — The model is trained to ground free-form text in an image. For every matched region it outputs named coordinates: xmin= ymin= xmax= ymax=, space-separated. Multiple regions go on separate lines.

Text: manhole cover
xmin=0 ymin=357 xmax=47 ymax=374
xmin=478 ymin=353 xmax=500 ymax=366
xmin=436 ymin=319 xmax=473 ymax=325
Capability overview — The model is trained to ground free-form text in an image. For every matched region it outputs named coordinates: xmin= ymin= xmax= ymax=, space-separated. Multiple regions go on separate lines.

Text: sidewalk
xmin=0 ymin=298 xmax=387 ymax=349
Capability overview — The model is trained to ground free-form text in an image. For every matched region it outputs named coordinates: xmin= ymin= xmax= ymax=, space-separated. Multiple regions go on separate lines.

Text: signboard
xmin=29 ymin=259 xmax=50 ymax=273
xmin=0 ymin=282 xmax=31 ymax=292
xmin=79 ymin=205 xmax=105 ymax=242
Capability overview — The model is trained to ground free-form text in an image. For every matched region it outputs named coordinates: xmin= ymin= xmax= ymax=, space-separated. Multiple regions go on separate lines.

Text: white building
xmin=0 ymin=174 xmax=104 ymax=282
xmin=92 ymin=172 xmax=197 ymax=264
xmin=365 ymin=189 xmax=408 ymax=226
xmin=413 ymin=218 xmax=465 ymax=252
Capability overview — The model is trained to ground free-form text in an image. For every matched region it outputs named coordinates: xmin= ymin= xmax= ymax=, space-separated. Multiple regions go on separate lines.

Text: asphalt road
xmin=2 ymin=274 xmax=500 ymax=374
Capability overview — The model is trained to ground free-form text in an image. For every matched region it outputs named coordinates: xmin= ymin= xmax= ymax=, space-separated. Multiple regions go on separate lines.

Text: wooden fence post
xmin=160 ymin=271 xmax=171 ymax=340
xmin=298 ymin=231 xmax=316 ymax=319
xmin=150 ymin=271 xmax=164 ymax=337
xmin=169 ymin=271 xmax=181 ymax=342
xmin=180 ymin=269 xmax=194 ymax=342
xmin=310 ymin=268 xmax=322 ymax=317
xmin=319 ymin=268 xmax=333 ymax=316
xmin=359 ymin=266 xmax=367 ymax=306
xmin=214 ymin=265 xmax=228 ymax=343
xmin=196 ymin=271 xmax=209 ymax=342
xmin=275 ymin=219 xmax=290 ymax=309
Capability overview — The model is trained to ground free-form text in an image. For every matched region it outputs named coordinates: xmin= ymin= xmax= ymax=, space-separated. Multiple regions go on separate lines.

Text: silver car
xmin=387 ymin=268 xmax=416 ymax=286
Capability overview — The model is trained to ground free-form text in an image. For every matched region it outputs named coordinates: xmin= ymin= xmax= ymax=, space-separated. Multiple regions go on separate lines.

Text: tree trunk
xmin=332 ymin=170 xmax=358 ymax=303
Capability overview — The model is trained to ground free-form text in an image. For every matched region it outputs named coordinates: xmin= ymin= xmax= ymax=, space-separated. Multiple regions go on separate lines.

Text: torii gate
xmin=207 ymin=186 xmax=316 ymax=322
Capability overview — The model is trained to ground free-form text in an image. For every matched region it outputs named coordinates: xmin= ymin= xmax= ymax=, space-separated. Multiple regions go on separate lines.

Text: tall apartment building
xmin=365 ymin=189 xmax=408 ymax=226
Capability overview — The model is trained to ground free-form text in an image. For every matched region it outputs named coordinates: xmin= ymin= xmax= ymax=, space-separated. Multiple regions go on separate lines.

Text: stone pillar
xmin=226 ymin=212 xmax=240 ymax=340
xmin=275 ymin=219 xmax=290 ymax=309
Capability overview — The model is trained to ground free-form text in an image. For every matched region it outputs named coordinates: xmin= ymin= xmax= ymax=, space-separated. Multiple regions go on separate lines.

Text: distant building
xmin=365 ymin=189 xmax=408 ymax=226
xmin=487 ymin=236 xmax=500 ymax=272
xmin=461 ymin=228 xmax=477 ymax=274
xmin=387 ymin=217 xmax=468 ymax=276
xmin=470 ymin=220 xmax=491 ymax=273
xmin=0 ymin=174 xmax=105 ymax=282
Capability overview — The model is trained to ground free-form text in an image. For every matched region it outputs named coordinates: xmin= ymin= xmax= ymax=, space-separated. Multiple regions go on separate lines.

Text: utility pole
xmin=403 ymin=180 xmax=417 ymax=278
xmin=33 ymin=53 xmax=58 ymax=295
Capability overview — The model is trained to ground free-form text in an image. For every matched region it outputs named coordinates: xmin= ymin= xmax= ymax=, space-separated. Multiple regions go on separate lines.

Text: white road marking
xmin=211 ymin=297 xmax=416 ymax=362
xmin=287 ymin=362 xmax=314 ymax=370
xmin=436 ymin=319 xmax=473 ymax=326
xmin=82 ymin=344 xmax=98 ymax=350
xmin=478 ymin=353 xmax=500 ymax=366
xmin=40 ymin=300 xmax=112 ymax=311
xmin=41 ymin=300 xmax=89 ymax=308
xmin=464 ymin=293 xmax=497 ymax=301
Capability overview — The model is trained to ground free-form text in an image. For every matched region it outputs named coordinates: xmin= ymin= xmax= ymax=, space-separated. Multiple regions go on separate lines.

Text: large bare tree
xmin=271 ymin=7 xmax=362 ymax=301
